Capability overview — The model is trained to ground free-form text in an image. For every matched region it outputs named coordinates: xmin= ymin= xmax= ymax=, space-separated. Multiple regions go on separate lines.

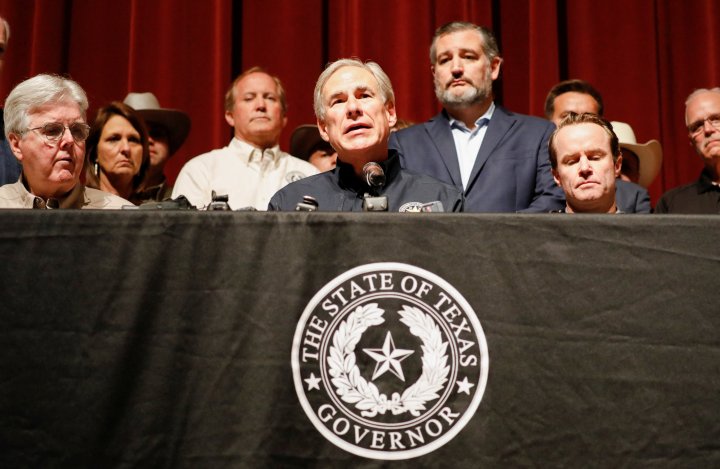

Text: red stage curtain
xmin=0 ymin=0 xmax=717 ymax=204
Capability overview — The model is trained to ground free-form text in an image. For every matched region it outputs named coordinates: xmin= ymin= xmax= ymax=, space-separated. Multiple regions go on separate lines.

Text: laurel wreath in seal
xmin=327 ymin=303 xmax=450 ymax=418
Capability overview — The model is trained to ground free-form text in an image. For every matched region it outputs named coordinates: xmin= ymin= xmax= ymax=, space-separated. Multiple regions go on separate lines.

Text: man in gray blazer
xmin=389 ymin=21 xmax=564 ymax=212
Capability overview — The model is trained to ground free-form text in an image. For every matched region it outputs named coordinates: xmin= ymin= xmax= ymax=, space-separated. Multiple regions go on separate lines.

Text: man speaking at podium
xmin=268 ymin=59 xmax=463 ymax=212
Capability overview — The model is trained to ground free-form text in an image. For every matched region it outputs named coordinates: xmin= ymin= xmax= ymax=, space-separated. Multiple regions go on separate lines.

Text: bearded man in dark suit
xmin=389 ymin=21 xmax=564 ymax=212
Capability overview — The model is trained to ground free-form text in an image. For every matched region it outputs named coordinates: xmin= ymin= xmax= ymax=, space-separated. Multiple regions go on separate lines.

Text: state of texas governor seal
xmin=292 ymin=262 xmax=489 ymax=460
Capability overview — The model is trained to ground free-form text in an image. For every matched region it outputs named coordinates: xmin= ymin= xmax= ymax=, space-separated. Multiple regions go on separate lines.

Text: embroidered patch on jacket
xmin=286 ymin=171 xmax=306 ymax=183
xmin=398 ymin=202 xmax=424 ymax=212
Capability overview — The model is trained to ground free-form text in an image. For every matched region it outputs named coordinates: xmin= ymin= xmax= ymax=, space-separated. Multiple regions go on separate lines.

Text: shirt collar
xmin=21 ymin=175 xmax=87 ymax=209
xmin=448 ymin=102 xmax=495 ymax=132
xmin=231 ymin=138 xmax=281 ymax=163
xmin=697 ymin=168 xmax=720 ymax=194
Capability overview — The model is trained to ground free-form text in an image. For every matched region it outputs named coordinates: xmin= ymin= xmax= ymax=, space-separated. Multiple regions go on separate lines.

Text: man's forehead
xmin=557 ymin=123 xmax=610 ymax=148
xmin=236 ymin=72 xmax=277 ymax=94
xmin=324 ymin=66 xmax=378 ymax=95
xmin=687 ymin=92 xmax=720 ymax=118
xmin=436 ymin=29 xmax=484 ymax=53
xmin=28 ymin=101 xmax=82 ymax=120
xmin=556 ymin=92 xmax=599 ymax=111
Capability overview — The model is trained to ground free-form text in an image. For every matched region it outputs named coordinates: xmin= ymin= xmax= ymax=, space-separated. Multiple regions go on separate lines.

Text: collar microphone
xmin=362 ymin=162 xmax=386 ymax=188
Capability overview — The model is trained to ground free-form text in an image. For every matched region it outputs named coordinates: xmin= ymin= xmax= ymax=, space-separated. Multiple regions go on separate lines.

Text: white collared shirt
xmin=172 ymin=138 xmax=318 ymax=210
xmin=448 ymin=103 xmax=495 ymax=189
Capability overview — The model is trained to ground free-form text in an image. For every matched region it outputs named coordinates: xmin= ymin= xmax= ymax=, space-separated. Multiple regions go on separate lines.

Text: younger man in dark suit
xmin=549 ymin=113 xmax=623 ymax=213
xmin=544 ymin=79 xmax=651 ymax=213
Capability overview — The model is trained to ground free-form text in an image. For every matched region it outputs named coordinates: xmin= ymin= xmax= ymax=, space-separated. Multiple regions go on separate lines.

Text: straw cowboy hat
xmin=123 ymin=92 xmax=191 ymax=156
xmin=611 ymin=121 xmax=663 ymax=188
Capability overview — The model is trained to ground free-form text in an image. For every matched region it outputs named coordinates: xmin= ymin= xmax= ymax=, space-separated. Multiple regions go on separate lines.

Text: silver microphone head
xmin=362 ymin=162 xmax=386 ymax=188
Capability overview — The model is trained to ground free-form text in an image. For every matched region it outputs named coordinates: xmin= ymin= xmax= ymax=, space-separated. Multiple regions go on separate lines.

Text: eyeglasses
xmin=26 ymin=122 xmax=91 ymax=144
xmin=687 ymin=114 xmax=720 ymax=137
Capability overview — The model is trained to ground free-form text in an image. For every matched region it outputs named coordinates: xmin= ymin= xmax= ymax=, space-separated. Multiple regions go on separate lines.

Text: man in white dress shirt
xmin=172 ymin=67 xmax=317 ymax=210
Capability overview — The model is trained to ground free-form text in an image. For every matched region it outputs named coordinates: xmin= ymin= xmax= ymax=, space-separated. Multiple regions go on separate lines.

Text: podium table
xmin=0 ymin=211 xmax=718 ymax=467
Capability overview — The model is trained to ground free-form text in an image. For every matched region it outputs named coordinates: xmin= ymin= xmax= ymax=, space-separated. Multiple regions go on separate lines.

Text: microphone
xmin=420 ymin=201 xmax=445 ymax=212
xmin=363 ymin=162 xmax=386 ymax=189
xmin=361 ymin=162 xmax=388 ymax=211
xmin=295 ymin=195 xmax=319 ymax=212
xmin=207 ymin=190 xmax=231 ymax=211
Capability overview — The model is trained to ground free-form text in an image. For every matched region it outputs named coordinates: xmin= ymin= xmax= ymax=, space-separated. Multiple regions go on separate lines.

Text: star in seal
xmin=363 ymin=331 xmax=415 ymax=382
xmin=456 ymin=376 xmax=474 ymax=395
xmin=304 ymin=372 xmax=321 ymax=391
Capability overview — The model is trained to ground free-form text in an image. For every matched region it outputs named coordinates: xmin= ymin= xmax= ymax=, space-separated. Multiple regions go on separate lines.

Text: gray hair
xmin=4 ymin=74 xmax=88 ymax=138
xmin=686 ymin=87 xmax=720 ymax=105
xmin=429 ymin=22 xmax=500 ymax=65
xmin=685 ymin=87 xmax=720 ymax=124
xmin=313 ymin=58 xmax=395 ymax=121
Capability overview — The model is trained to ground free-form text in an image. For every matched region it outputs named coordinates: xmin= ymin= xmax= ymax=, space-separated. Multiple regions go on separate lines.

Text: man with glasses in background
xmin=0 ymin=74 xmax=130 ymax=208
xmin=655 ymin=88 xmax=720 ymax=213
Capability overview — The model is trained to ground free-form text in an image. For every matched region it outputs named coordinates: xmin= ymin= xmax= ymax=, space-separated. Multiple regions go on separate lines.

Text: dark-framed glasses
xmin=26 ymin=122 xmax=91 ymax=144
xmin=687 ymin=114 xmax=720 ymax=137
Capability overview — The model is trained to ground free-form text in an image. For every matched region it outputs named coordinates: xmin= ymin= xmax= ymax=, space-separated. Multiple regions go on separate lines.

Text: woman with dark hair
xmin=85 ymin=101 xmax=149 ymax=205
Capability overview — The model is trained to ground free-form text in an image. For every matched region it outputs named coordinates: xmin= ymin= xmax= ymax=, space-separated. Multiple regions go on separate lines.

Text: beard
xmin=434 ymin=70 xmax=493 ymax=108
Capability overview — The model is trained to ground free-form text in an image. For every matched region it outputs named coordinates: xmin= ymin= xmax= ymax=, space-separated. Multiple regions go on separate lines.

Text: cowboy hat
xmin=290 ymin=124 xmax=333 ymax=160
xmin=611 ymin=121 xmax=663 ymax=188
xmin=123 ymin=92 xmax=191 ymax=156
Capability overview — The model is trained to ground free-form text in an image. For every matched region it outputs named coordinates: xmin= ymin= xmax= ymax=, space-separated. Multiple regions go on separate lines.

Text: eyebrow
xmin=438 ymin=47 xmax=479 ymax=56
xmin=327 ymin=85 xmax=371 ymax=101
xmin=688 ymin=113 xmax=720 ymax=126
xmin=327 ymin=91 xmax=346 ymax=102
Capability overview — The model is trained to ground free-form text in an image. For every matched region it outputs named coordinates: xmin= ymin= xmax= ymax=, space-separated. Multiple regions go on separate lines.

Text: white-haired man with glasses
xmin=0 ymin=74 xmax=130 ymax=208
xmin=656 ymin=88 xmax=720 ymax=213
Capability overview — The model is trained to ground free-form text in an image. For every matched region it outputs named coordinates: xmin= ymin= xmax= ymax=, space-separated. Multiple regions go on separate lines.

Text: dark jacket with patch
xmin=267 ymin=151 xmax=463 ymax=212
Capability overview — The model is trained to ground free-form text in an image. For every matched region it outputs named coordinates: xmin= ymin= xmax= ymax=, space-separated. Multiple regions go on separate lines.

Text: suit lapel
xmin=426 ymin=113 xmax=462 ymax=187
xmin=466 ymin=106 xmax=515 ymax=191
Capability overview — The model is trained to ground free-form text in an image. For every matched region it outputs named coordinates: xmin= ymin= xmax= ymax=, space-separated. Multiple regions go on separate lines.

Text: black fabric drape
xmin=0 ymin=211 xmax=718 ymax=466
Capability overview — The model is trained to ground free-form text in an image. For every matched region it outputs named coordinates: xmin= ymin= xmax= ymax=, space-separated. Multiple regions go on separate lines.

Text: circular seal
xmin=398 ymin=202 xmax=423 ymax=213
xmin=292 ymin=262 xmax=489 ymax=460
xmin=285 ymin=170 xmax=306 ymax=183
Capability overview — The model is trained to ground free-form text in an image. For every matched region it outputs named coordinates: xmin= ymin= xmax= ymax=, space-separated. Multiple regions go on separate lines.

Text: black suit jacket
xmin=268 ymin=152 xmax=463 ymax=212
xmin=389 ymin=106 xmax=565 ymax=212
xmin=0 ymin=109 xmax=21 ymax=186
xmin=615 ymin=179 xmax=651 ymax=213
